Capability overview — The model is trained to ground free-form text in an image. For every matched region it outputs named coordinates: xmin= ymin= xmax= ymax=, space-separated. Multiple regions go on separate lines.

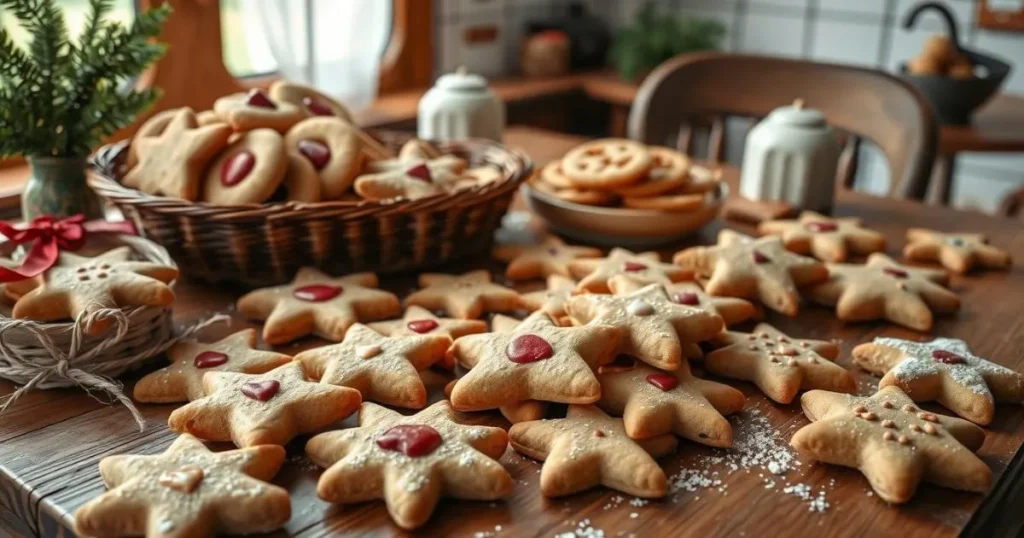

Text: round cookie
xmin=530 ymin=178 xmax=617 ymax=206
xmin=213 ymin=88 xmax=305 ymax=133
xmin=561 ymin=138 xmax=652 ymax=190
xmin=284 ymin=117 xmax=363 ymax=200
xmin=621 ymin=190 xmax=704 ymax=211
xmin=203 ymin=128 xmax=288 ymax=205
xmin=280 ymin=151 xmax=322 ymax=203
xmin=538 ymin=160 xmax=575 ymax=188
xmin=269 ymin=80 xmax=354 ymax=123
xmin=615 ymin=146 xmax=690 ymax=197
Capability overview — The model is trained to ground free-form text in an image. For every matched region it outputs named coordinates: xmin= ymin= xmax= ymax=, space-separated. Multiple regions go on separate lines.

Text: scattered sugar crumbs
xmin=555 ymin=519 xmax=605 ymax=538
xmin=666 ymin=408 xmax=834 ymax=513
xmin=473 ymin=524 xmax=504 ymax=538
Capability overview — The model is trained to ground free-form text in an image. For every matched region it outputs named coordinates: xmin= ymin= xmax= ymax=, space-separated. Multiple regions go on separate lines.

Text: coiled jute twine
xmin=0 ymin=235 xmax=228 ymax=431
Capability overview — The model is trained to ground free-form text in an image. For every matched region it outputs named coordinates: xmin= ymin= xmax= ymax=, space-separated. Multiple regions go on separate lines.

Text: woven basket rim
xmin=87 ymin=135 xmax=533 ymax=217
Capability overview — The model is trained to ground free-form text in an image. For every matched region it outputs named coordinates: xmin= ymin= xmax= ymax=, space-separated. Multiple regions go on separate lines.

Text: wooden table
xmin=4 ymin=127 xmax=1024 ymax=537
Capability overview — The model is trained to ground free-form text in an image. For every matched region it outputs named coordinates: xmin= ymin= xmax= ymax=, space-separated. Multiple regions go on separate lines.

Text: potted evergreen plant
xmin=0 ymin=0 xmax=170 ymax=219
xmin=609 ymin=2 xmax=725 ymax=82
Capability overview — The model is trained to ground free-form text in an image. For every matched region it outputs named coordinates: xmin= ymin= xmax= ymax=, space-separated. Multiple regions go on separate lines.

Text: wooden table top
xmin=4 ymin=127 xmax=1024 ymax=537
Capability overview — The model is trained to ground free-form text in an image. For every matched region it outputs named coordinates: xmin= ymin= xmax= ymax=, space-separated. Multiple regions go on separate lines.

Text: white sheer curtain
xmin=242 ymin=0 xmax=392 ymax=111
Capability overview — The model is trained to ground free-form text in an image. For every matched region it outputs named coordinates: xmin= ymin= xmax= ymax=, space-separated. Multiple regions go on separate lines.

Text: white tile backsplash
xmin=818 ymin=0 xmax=888 ymax=17
xmin=738 ymin=11 xmax=807 ymax=57
xmin=811 ymin=19 xmax=884 ymax=67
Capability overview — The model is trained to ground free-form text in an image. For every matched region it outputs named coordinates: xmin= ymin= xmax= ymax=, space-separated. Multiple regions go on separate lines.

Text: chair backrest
xmin=627 ymin=52 xmax=939 ymax=200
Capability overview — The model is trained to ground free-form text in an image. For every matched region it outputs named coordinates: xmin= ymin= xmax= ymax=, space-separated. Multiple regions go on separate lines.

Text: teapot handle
xmin=902 ymin=1 xmax=963 ymax=54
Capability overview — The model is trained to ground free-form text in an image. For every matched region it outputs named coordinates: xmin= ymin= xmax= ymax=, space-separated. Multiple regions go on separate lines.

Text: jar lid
xmin=766 ymin=99 xmax=827 ymax=128
xmin=435 ymin=66 xmax=488 ymax=92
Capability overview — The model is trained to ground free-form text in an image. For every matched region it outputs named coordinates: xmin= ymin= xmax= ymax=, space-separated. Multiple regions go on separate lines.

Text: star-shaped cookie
xmin=74 ymin=434 xmax=290 ymax=538
xmin=704 ymin=323 xmax=854 ymax=404
xmin=509 ymin=405 xmax=677 ymax=498
xmin=237 ymin=268 xmax=401 ymax=344
xmin=608 ymin=274 xmax=756 ymax=326
xmin=295 ymin=323 xmax=450 ymax=408
xmin=367 ymin=305 xmax=488 ymax=369
xmin=673 ymin=230 xmax=828 ymax=316
xmin=597 ymin=360 xmax=745 ymax=447
xmin=168 ymin=362 xmax=361 ymax=447
xmin=565 ymin=283 xmax=723 ymax=371
xmin=353 ymin=155 xmax=466 ymax=200
xmin=904 ymin=228 xmax=1011 ymax=274
xmin=757 ymin=211 xmax=886 ymax=262
xmin=134 ymin=329 xmax=293 ymax=403
xmin=447 ymin=311 xmax=620 ymax=411
xmin=568 ymin=247 xmax=692 ymax=293
xmin=404 ymin=270 xmax=523 ymax=319
xmin=806 ymin=253 xmax=959 ymax=332
xmin=853 ymin=337 xmax=1024 ymax=425
xmin=125 ymin=108 xmax=233 ymax=200
xmin=520 ymin=274 xmax=577 ymax=321
xmin=306 ymin=401 xmax=512 ymax=530
xmin=12 ymin=247 xmax=178 ymax=335
xmin=790 ymin=386 xmax=990 ymax=504
xmin=492 ymin=235 xmax=602 ymax=281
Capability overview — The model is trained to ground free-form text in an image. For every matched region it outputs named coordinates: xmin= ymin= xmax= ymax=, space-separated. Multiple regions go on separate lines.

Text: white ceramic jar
xmin=740 ymin=99 xmax=841 ymax=214
xmin=417 ymin=68 xmax=505 ymax=142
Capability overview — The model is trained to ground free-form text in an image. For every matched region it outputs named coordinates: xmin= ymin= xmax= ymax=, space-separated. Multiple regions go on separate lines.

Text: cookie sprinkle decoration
xmin=853 ymin=337 xmax=1024 ymax=425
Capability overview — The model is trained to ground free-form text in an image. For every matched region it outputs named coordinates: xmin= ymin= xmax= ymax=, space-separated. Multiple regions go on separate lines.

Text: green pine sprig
xmin=0 ymin=0 xmax=170 ymax=158
xmin=609 ymin=1 xmax=725 ymax=82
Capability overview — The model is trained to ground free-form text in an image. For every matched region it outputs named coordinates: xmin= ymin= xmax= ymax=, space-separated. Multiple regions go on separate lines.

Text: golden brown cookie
xmin=621 ymin=191 xmax=704 ymax=211
xmin=355 ymin=154 xmax=467 ymax=201
xmin=284 ymin=117 xmax=363 ymax=200
xmin=295 ymin=323 xmax=450 ymax=409
xmin=569 ymin=247 xmax=692 ymax=294
xmin=529 ymin=178 xmax=618 ymax=206
xmin=447 ymin=311 xmax=620 ymax=411
xmin=538 ymin=160 xmax=575 ymax=188
xmin=596 ymin=358 xmax=745 ymax=447
xmin=269 ymin=80 xmax=354 ymax=122
xmin=306 ymin=401 xmax=513 ymax=530
xmin=124 ymin=108 xmax=233 ymax=200
xmin=521 ymin=274 xmax=577 ymax=320
xmin=126 ymin=108 xmax=180 ymax=170
xmin=454 ymin=166 xmax=505 ymax=190
xmin=853 ymin=337 xmax=1024 ymax=425
xmin=73 ymin=434 xmax=290 ymax=538
xmin=806 ymin=253 xmax=959 ymax=332
xmin=196 ymin=109 xmax=224 ymax=126
xmin=134 ymin=329 xmax=292 ymax=403
xmin=12 ymin=247 xmax=177 ymax=336
xmin=607 ymin=275 xmax=755 ymax=327
xmin=213 ymin=88 xmax=305 ymax=133
xmin=673 ymin=230 xmax=828 ymax=316
xmin=492 ymin=235 xmax=602 ymax=281
xmin=561 ymin=138 xmax=653 ymax=190
xmin=903 ymin=228 xmax=1011 ymax=274
xmin=614 ymin=146 xmax=690 ymax=198
xmin=168 ymin=362 xmax=361 ymax=447
xmin=566 ymin=283 xmax=723 ymax=371
xmin=202 ymin=128 xmax=288 ymax=205
xmin=758 ymin=211 xmax=886 ymax=262
xmin=236 ymin=268 xmax=401 ymax=345
xmin=279 ymin=151 xmax=322 ymax=202
xmin=509 ymin=405 xmax=677 ymax=498
xmin=705 ymin=323 xmax=854 ymax=404
xmin=367 ymin=304 xmax=488 ymax=369
xmin=790 ymin=386 xmax=990 ymax=504
xmin=404 ymin=270 xmax=522 ymax=320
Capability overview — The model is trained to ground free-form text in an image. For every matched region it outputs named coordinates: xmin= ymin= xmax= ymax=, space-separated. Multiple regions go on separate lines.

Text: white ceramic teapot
xmin=417 ymin=67 xmax=505 ymax=142
xmin=740 ymin=99 xmax=841 ymax=214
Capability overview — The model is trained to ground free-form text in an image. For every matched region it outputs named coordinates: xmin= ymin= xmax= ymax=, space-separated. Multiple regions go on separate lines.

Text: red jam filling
xmin=883 ymin=267 xmax=908 ymax=279
xmin=297 ymin=139 xmax=331 ymax=169
xmin=221 ymin=151 xmax=256 ymax=186
xmin=624 ymin=261 xmax=647 ymax=272
xmin=245 ymin=89 xmax=277 ymax=109
xmin=406 ymin=163 xmax=433 ymax=183
xmin=646 ymin=373 xmax=678 ymax=391
xmin=805 ymin=222 xmax=838 ymax=233
xmin=932 ymin=349 xmax=966 ymax=365
xmin=293 ymin=284 xmax=342 ymax=302
xmin=376 ymin=424 xmax=443 ymax=457
xmin=407 ymin=319 xmax=439 ymax=333
xmin=194 ymin=351 xmax=229 ymax=369
xmin=673 ymin=292 xmax=700 ymax=306
xmin=506 ymin=334 xmax=554 ymax=364
xmin=752 ymin=251 xmax=771 ymax=264
xmin=241 ymin=380 xmax=280 ymax=401
xmin=302 ymin=96 xmax=333 ymax=116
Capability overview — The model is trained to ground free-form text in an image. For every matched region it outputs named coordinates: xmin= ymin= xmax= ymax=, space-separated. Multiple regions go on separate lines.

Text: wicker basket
xmin=88 ymin=133 xmax=533 ymax=287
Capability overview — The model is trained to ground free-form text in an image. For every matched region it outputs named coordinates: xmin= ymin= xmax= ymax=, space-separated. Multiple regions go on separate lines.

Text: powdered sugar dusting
xmin=879 ymin=337 xmax=1005 ymax=397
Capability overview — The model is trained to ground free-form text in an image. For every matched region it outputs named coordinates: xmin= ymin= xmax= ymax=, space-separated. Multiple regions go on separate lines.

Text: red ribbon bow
xmin=0 ymin=215 xmax=137 ymax=283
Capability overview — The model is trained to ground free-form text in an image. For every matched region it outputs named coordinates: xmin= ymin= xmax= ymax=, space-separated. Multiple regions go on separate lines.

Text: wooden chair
xmin=628 ymin=52 xmax=939 ymax=200
xmin=998 ymin=187 xmax=1024 ymax=219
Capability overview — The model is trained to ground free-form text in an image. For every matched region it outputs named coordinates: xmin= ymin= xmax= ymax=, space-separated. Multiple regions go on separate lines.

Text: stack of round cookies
xmin=529 ymin=138 xmax=722 ymax=211
xmin=123 ymin=81 xmax=505 ymax=205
